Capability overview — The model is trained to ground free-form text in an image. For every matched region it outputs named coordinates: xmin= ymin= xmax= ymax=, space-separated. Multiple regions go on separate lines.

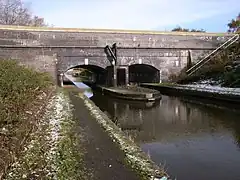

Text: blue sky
xmin=25 ymin=0 xmax=240 ymax=32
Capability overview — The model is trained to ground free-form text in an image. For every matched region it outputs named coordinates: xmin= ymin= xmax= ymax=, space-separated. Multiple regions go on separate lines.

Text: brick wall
xmin=0 ymin=26 xmax=233 ymax=81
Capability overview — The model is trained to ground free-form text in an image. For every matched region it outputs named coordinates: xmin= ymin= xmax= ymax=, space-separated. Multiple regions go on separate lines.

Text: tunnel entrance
xmin=65 ymin=65 xmax=107 ymax=85
xmin=129 ymin=64 xmax=160 ymax=84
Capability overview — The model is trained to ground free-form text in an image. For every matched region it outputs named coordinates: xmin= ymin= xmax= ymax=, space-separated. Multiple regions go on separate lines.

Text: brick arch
xmin=66 ymin=64 xmax=107 ymax=85
xmin=123 ymin=57 xmax=161 ymax=70
xmin=128 ymin=63 xmax=160 ymax=83
xmin=57 ymin=55 xmax=110 ymax=74
xmin=64 ymin=61 xmax=107 ymax=73
xmin=127 ymin=63 xmax=171 ymax=80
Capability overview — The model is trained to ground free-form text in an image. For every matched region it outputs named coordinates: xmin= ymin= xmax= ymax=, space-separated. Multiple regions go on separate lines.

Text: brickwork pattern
xmin=0 ymin=26 xmax=233 ymax=81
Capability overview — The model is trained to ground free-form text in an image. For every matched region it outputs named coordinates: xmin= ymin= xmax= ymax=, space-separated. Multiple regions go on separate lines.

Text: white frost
xmin=45 ymin=92 xmax=73 ymax=179
xmin=175 ymin=84 xmax=240 ymax=95
xmin=81 ymin=95 xmax=167 ymax=179
xmin=4 ymin=91 xmax=73 ymax=180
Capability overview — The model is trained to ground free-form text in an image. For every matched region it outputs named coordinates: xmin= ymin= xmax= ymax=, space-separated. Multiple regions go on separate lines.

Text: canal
xmin=71 ymin=81 xmax=240 ymax=180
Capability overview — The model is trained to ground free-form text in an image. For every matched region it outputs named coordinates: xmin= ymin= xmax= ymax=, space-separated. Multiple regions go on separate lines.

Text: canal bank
xmin=0 ymin=60 xmax=56 ymax=179
xmin=140 ymin=83 xmax=240 ymax=104
xmin=67 ymin=87 xmax=168 ymax=179
xmin=4 ymin=86 xmax=168 ymax=180
xmin=4 ymin=89 xmax=92 ymax=180
xmin=90 ymin=87 xmax=240 ymax=180
xmin=63 ymin=76 xmax=240 ymax=180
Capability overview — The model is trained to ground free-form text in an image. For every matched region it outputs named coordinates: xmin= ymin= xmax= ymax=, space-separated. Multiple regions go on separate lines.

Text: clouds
xmin=28 ymin=0 xmax=240 ymax=30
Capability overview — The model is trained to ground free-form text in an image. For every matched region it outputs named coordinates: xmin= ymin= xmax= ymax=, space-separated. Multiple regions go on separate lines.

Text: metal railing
xmin=186 ymin=34 xmax=240 ymax=76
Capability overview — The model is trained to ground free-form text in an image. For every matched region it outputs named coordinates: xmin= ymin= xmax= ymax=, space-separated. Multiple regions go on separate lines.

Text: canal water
xmin=71 ymin=81 xmax=240 ymax=180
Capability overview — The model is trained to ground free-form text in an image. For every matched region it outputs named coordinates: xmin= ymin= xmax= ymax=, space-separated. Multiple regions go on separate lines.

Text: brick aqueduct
xmin=0 ymin=25 xmax=233 ymax=85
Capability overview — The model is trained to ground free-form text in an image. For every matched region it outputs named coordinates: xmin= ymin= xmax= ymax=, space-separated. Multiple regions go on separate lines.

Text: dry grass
xmin=0 ymin=59 xmax=53 ymax=178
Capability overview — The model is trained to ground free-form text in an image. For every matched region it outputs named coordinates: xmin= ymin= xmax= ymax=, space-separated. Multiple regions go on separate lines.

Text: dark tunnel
xmin=129 ymin=64 xmax=160 ymax=84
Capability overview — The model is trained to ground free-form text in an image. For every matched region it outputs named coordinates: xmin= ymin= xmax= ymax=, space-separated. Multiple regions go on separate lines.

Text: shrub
xmin=0 ymin=59 xmax=53 ymax=125
xmin=175 ymin=40 xmax=240 ymax=86
xmin=223 ymin=66 xmax=240 ymax=87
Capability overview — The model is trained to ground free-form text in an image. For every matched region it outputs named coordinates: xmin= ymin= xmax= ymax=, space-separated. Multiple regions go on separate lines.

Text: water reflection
xmin=92 ymin=94 xmax=240 ymax=145
xmin=90 ymin=92 xmax=160 ymax=138
xmin=91 ymin=93 xmax=240 ymax=180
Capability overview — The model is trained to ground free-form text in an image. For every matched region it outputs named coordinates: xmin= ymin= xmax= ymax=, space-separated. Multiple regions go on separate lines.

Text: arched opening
xmin=65 ymin=65 xmax=107 ymax=85
xmin=129 ymin=64 xmax=160 ymax=84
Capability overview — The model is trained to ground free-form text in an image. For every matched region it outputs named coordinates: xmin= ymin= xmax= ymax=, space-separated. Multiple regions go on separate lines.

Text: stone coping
xmin=0 ymin=25 xmax=233 ymax=36
xmin=140 ymin=84 xmax=240 ymax=104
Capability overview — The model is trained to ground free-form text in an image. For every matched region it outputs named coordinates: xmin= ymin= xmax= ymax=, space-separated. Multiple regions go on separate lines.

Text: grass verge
xmin=0 ymin=59 xmax=53 ymax=178
xmin=4 ymin=90 xmax=90 ymax=180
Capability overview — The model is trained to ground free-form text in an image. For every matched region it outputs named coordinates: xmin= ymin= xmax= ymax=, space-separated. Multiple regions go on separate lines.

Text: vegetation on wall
xmin=171 ymin=13 xmax=240 ymax=87
xmin=174 ymin=41 xmax=240 ymax=87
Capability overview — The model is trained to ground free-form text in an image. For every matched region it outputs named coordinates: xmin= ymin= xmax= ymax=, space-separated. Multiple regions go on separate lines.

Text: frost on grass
xmin=79 ymin=93 xmax=169 ymax=180
xmin=180 ymin=84 xmax=240 ymax=95
xmin=164 ymin=80 xmax=240 ymax=96
xmin=4 ymin=91 xmax=88 ymax=180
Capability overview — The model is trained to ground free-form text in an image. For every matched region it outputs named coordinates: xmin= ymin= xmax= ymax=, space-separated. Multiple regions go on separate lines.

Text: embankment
xmin=73 ymin=90 xmax=168 ymax=179
xmin=0 ymin=60 xmax=169 ymax=179
xmin=141 ymin=83 xmax=240 ymax=104
xmin=0 ymin=59 xmax=54 ymax=178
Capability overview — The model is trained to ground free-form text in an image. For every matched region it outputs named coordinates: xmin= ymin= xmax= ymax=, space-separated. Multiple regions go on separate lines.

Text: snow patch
xmin=177 ymin=84 xmax=240 ymax=95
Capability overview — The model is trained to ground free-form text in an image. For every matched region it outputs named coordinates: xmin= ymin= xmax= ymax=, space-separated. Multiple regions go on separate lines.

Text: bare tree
xmin=31 ymin=15 xmax=45 ymax=27
xmin=0 ymin=0 xmax=47 ymax=26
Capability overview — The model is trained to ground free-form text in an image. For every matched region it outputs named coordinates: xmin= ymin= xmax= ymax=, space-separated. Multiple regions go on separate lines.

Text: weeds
xmin=173 ymin=40 xmax=240 ymax=87
xmin=0 ymin=59 xmax=53 ymax=124
xmin=0 ymin=59 xmax=53 ymax=178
